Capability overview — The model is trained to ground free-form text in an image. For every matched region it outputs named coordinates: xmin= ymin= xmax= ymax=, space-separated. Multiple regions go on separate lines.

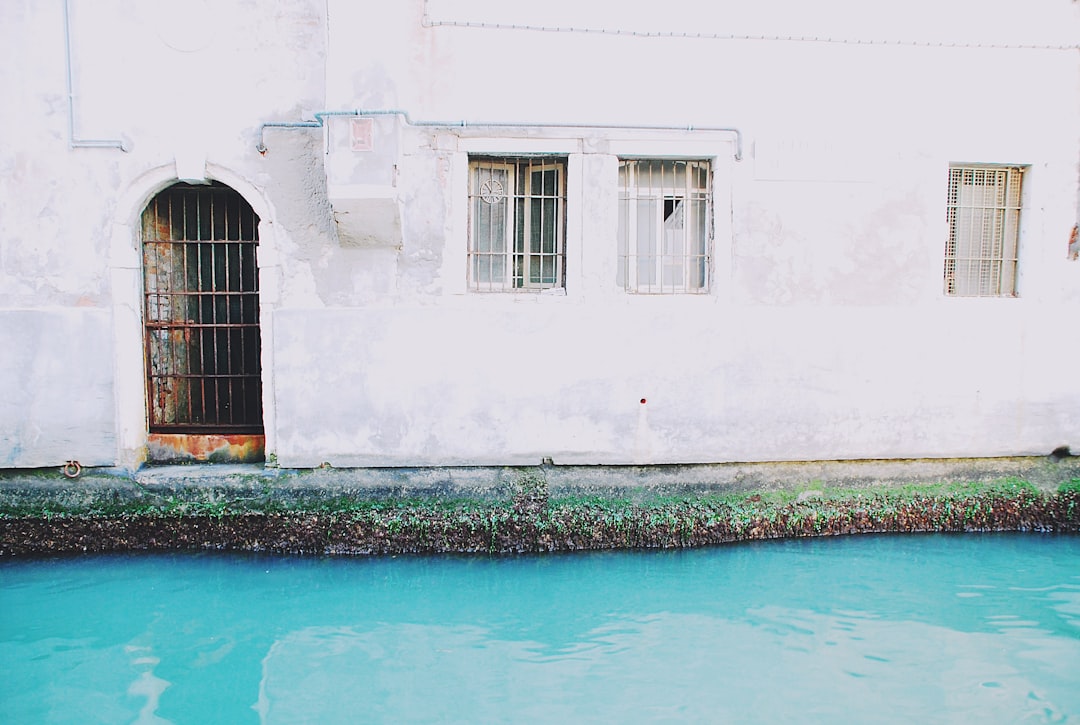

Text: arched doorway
xmin=141 ymin=181 xmax=264 ymax=462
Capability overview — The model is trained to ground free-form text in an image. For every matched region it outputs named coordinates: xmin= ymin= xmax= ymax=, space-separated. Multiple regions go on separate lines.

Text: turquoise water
xmin=1 ymin=534 xmax=1078 ymax=724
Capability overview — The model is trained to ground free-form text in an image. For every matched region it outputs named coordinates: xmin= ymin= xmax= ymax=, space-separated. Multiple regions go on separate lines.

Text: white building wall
xmin=1 ymin=0 xmax=1077 ymax=468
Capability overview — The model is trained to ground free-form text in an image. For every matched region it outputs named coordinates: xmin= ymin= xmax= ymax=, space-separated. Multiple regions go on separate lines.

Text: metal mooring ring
xmin=62 ymin=460 xmax=82 ymax=479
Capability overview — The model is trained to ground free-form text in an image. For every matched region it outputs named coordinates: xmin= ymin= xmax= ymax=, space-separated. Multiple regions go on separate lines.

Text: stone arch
xmin=110 ymin=164 xmax=280 ymax=468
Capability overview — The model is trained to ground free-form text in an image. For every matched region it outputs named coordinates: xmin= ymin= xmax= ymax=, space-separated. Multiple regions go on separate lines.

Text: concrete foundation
xmin=1 ymin=456 xmax=1077 ymax=513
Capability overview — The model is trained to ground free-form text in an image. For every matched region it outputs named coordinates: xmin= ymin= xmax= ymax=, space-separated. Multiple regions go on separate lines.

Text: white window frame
xmin=618 ymin=159 xmax=712 ymax=294
xmin=468 ymin=157 xmax=566 ymax=292
xmin=944 ymin=164 xmax=1024 ymax=297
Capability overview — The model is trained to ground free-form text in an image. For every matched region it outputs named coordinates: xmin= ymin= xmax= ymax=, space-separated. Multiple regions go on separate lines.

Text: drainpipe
xmin=257 ymin=109 xmax=743 ymax=161
xmin=63 ymin=0 xmax=127 ymax=151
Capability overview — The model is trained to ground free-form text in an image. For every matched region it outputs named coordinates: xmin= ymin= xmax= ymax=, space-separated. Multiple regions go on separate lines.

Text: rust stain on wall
xmin=147 ymin=434 xmax=265 ymax=464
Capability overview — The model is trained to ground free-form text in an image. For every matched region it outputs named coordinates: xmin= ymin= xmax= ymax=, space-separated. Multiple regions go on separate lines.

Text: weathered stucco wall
xmin=271 ymin=302 xmax=1079 ymax=468
xmin=0 ymin=0 xmax=334 ymax=467
xmin=1 ymin=0 xmax=1078 ymax=468
xmin=0 ymin=309 xmax=115 ymax=467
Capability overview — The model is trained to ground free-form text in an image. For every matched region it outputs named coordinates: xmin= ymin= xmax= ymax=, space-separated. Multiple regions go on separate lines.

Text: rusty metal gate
xmin=141 ymin=182 xmax=263 ymax=433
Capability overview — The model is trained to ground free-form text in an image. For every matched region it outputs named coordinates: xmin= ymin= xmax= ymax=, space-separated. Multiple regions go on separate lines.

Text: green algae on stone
xmin=1 ymin=479 xmax=1078 ymax=556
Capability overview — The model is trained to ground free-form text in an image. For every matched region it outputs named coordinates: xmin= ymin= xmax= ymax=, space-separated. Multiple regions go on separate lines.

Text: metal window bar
xmin=618 ymin=159 xmax=711 ymax=293
xmin=142 ymin=183 xmax=263 ymax=432
xmin=468 ymin=157 xmax=566 ymax=291
xmin=944 ymin=165 xmax=1022 ymax=297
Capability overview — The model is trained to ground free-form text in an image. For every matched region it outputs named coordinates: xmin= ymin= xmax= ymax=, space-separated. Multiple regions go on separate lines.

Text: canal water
xmin=1 ymin=534 xmax=1078 ymax=723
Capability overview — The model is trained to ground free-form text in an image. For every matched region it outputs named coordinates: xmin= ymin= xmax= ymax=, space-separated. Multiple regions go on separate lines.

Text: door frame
xmin=110 ymin=163 xmax=281 ymax=468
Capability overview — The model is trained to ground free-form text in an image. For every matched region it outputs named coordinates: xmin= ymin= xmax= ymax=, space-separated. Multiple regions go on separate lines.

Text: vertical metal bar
xmin=520 ymin=160 xmax=525 ymax=288
xmin=496 ymin=163 xmax=501 ymax=291
xmin=951 ymin=168 xmax=961 ymax=294
xmin=646 ymin=160 xmax=652 ymax=291
xmin=197 ymin=236 xmax=207 ymax=424
xmin=530 ymin=158 xmax=536 ymax=287
xmin=246 ymin=207 xmax=255 ymax=424
xmin=469 ymin=163 xmax=473 ymax=289
xmin=558 ymin=161 xmax=563 ymax=287
xmin=664 ymin=160 xmax=671 ymax=293
xmin=988 ymin=170 xmax=999 ymax=294
xmin=650 ymin=160 xmax=658 ymax=291
xmin=165 ymin=192 xmax=174 ymax=427
xmin=236 ymin=202 xmax=248 ymax=425
xmin=680 ymin=161 xmax=687 ymax=291
xmin=546 ymin=161 xmax=553 ymax=287
xmin=481 ymin=164 xmax=486 ymax=289
xmin=145 ymin=198 xmax=155 ymax=429
xmin=182 ymin=195 xmax=189 ymax=424
xmin=549 ymin=160 xmax=555 ymax=287
xmin=673 ymin=160 xmax=680 ymax=292
xmin=232 ymin=197 xmax=243 ymax=425
xmin=191 ymin=195 xmax=201 ymax=424
xmin=667 ymin=160 xmax=672 ymax=292
xmin=630 ymin=162 xmax=639 ymax=291
xmin=474 ymin=163 xmax=479 ymax=289
xmin=484 ymin=163 xmax=489 ymax=288
xmin=475 ymin=163 xmax=481 ymax=289
xmin=688 ymin=161 xmax=695 ymax=291
xmin=145 ymin=199 xmax=153 ymax=429
xmin=226 ymin=196 xmax=234 ymax=423
xmin=631 ymin=160 xmax=638 ymax=291
xmin=214 ymin=190 xmax=223 ymax=427
xmin=1005 ymin=167 xmax=1018 ymax=294
xmin=618 ymin=161 xmax=625 ymax=290
xmin=1007 ymin=168 xmax=1015 ymax=286
xmin=630 ymin=160 xmax=636 ymax=289
xmin=957 ymin=168 xmax=967 ymax=294
xmin=993 ymin=169 xmax=1004 ymax=294
xmin=513 ymin=159 xmax=522 ymax=289
xmin=251 ymin=206 xmax=260 ymax=332
xmin=985 ymin=170 xmax=996 ymax=293
xmin=222 ymin=193 xmax=232 ymax=425
xmin=972 ymin=168 xmax=980 ymax=293
xmin=219 ymin=196 xmax=227 ymax=425
xmin=945 ymin=169 xmax=956 ymax=294
xmin=693 ymin=161 xmax=699 ymax=291
xmin=172 ymin=192 xmax=181 ymax=424
xmin=631 ymin=160 xmax=635 ymax=289
xmin=250 ymin=204 xmax=260 ymax=423
xmin=172 ymin=192 xmax=183 ymax=425
xmin=210 ymin=203 xmax=220 ymax=425
xmin=536 ymin=158 xmax=544 ymax=287
xmin=477 ymin=162 xmax=483 ymax=289
xmin=236 ymin=194 xmax=245 ymax=425
xmin=556 ymin=163 xmax=562 ymax=287
xmin=667 ymin=160 xmax=673 ymax=293
xmin=678 ymin=162 xmax=686 ymax=291
xmin=672 ymin=160 xmax=679 ymax=292
xmin=522 ymin=158 xmax=529 ymax=288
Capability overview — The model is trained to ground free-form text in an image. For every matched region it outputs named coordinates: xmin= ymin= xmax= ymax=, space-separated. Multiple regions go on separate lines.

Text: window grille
xmin=141 ymin=182 xmax=263 ymax=432
xmin=618 ymin=159 xmax=711 ymax=293
xmin=944 ymin=165 xmax=1023 ymax=297
xmin=468 ymin=157 xmax=566 ymax=291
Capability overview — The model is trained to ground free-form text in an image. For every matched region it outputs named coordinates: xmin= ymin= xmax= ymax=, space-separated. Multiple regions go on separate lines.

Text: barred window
xmin=618 ymin=159 xmax=711 ymax=293
xmin=944 ymin=165 xmax=1023 ymax=297
xmin=468 ymin=157 xmax=566 ymax=292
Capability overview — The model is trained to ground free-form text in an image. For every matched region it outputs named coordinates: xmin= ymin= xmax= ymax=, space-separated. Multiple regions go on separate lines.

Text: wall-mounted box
xmin=325 ymin=115 xmax=402 ymax=247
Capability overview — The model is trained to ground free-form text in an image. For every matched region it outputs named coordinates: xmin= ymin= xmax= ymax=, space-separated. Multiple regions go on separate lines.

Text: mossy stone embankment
xmin=1 ymin=468 xmax=1078 ymax=556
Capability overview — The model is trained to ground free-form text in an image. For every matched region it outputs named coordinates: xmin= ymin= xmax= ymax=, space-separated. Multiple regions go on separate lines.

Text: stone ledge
xmin=2 ymin=455 xmax=1078 ymax=505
